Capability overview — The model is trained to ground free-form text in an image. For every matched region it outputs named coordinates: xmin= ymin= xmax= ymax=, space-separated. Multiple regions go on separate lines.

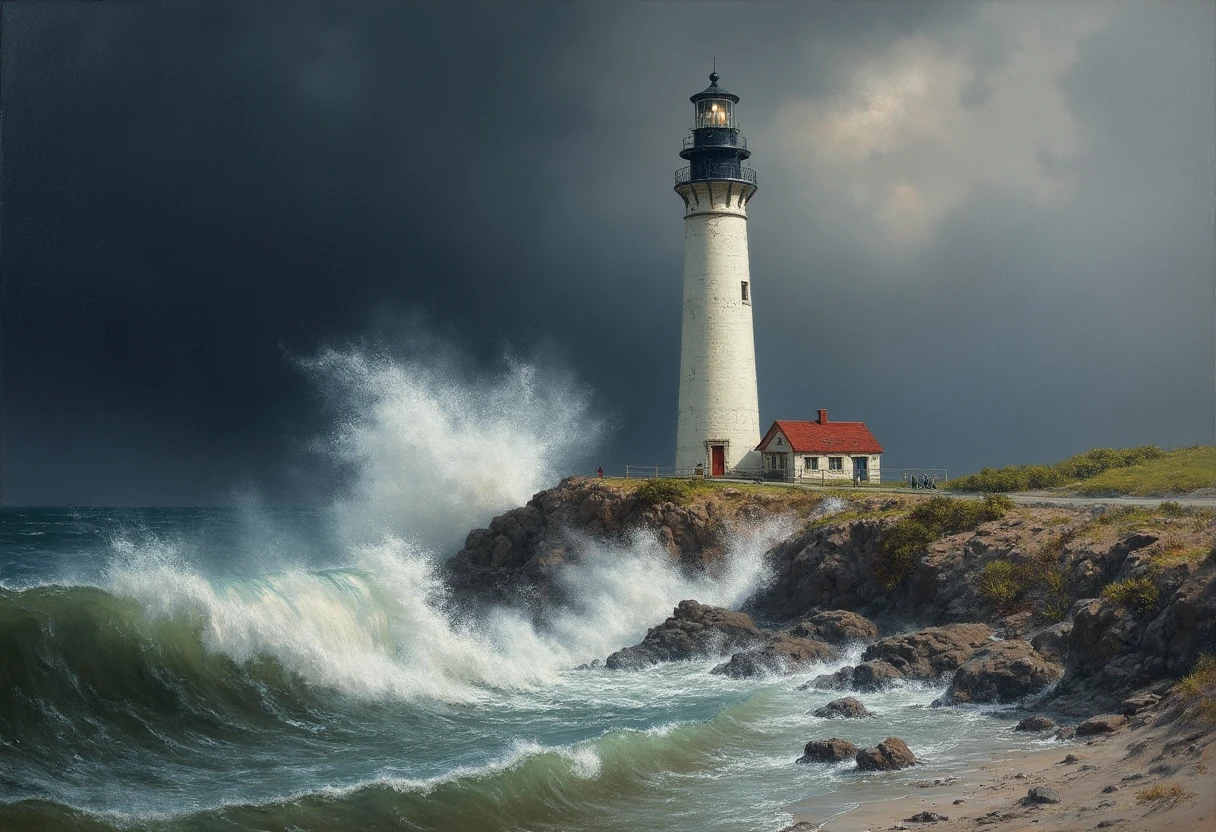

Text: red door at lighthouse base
xmin=711 ymin=446 xmax=725 ymax=477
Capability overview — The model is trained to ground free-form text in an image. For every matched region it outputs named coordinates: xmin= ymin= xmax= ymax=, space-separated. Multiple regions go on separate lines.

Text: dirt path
xmin=725 ymin=480 xmax=1216 ymax=508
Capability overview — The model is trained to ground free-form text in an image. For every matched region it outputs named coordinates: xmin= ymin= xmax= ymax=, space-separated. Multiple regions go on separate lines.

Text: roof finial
xmin=710 ymin=57 xmax=719 ymax=86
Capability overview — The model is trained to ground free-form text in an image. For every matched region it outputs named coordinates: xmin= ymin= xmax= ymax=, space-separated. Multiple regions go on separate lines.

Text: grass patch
xmin=1135 ymin=783 xmax=1194 ymax=804
xmin=1093 ymin=505 xmax=1160 ymax=531
xmin=1102 ymin=576 xmax=1160 ymax=615
xmin=946 ymin=445 xmax=1166 ymax=492
xmin=1075 ymin=446 xmax=1216 ymax=497
xmin=977 ymin=559 xmax=1028 ymax=613
xmin=631 ymin=478 xmax=709 ymax=507
xmin=874 ymin=495 xmax=1014 ymax=591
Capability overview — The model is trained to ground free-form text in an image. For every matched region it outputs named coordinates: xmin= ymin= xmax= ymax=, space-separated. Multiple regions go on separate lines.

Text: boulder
xmin=1120 ymin=693 xmax=1160 ymax=715
xmin=797 ymin=738 xmax=858 ymax=763
xmin=605 ymin=600 xmax=766 ymax=670
xmin=1014 ymin=715 xmax=1058 ymax=732
xmin=799 ymin=666 xmax=854 ymax=691
xmin=940 ymin=640 xmax=1063 ymax=705
xmin=790 ymin=610 xmax=879 ymax=644
xmin=1054 ymin=726 xmax=1076 ymax=741
xmin=860 ymin=623 xmax=993 ymax=681
xmin=1024 ymin=786 xmax=1061 ymax=805
xmin=812 ymin=696 xmax=873 ymax=719
xmin=1076 ymin=714 xmax=1127 ymax=736
xmin=777 ymin=824 xmax=818 ymax=832
xmin=852 ymin=660 xmax=906 ymax=691
xmin=855 ymin=737 xmax=916 ymax=771
xmin=712 ymin=635 xmax=835 ymax=678
xmin=905 ymin=812 xmax=949 ymax=823
xmin=1030 ymin=622 xmax=1072 ymax=663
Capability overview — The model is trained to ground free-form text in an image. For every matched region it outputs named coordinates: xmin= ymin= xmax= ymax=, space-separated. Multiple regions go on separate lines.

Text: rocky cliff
xmin=444 ymin=478 xmax=1216 ymax=713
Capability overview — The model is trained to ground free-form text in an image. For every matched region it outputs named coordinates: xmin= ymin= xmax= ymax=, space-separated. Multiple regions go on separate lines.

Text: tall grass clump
xmin=1101 ymin=576 xmax=1160 ymax=616
xmin=947 ymin=445 xmax=1165 ymax=493
xmin=633 ymin=478 xmax=699 ymax=507
xmin=874 ymin=495 xmax=1013 ymax=591
xmin=977 ymin=559 xmax=1027 ymax=612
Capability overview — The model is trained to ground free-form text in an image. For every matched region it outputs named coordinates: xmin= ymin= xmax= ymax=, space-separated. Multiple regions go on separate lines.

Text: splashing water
xmin=299 ymin=345 xmax=603 ymax=553
xmin=107 ymin=515 xmax=792 ymax=702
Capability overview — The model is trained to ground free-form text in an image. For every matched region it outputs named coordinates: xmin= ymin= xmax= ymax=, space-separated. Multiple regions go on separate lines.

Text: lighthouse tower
xmin=673 ymin=71 xmax=761 ymax=476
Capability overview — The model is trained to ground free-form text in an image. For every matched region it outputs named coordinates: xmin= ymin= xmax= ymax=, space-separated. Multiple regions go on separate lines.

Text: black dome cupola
xmin=676 ymin=70 xmax=756 ymax=189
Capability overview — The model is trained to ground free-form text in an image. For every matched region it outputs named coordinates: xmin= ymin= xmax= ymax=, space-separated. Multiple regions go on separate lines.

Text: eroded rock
xmin=855 ymin=737 xmax=916 ymax=771
xmin=940 ymin=640 xmax=1063 ymax=705
xmin=797 ymin=738 xmax=858 ymax=763
xmin=605 ymin=600 xmax=765 ymax=670
xmin=1015 ymin=715 xmax=1058 ymax=732
xmin=861 ymin=623 xmax=993 ymax=681
xmin=790 ymin=610 xmax=879 ymax=644
xmin=1076 ymin=714 xmax=1127 ymax=736
xmin=812 ymin=696 xmax=873 ymax=719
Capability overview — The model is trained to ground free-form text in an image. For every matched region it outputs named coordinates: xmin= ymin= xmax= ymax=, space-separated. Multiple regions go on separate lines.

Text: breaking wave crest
xmin=299 ymin=345 xmax=603 ymax=553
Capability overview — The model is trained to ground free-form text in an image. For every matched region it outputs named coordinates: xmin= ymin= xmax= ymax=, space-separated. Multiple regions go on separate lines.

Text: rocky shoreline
xmin=444 ymin=477 xmax=1216 ymax=830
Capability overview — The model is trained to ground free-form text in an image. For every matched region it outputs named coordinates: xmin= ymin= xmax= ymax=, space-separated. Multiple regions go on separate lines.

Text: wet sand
xmin=788 ymin=704 xmax=1215 ymax=832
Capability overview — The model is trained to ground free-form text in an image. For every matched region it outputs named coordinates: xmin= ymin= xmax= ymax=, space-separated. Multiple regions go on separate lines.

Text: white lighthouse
xmin=673 ymin=71 xmax=761 ymax=477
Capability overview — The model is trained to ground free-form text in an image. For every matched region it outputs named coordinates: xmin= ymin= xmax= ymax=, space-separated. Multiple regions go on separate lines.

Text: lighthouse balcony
xmin=674 ymin=166 xmax=757 ymax=186
xmin=682 ymin=132 xmax=747 ymax=152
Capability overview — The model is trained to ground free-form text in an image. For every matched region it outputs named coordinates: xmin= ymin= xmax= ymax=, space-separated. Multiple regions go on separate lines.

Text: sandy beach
xmin=787 ymin=698 xmax=1215 ymax=832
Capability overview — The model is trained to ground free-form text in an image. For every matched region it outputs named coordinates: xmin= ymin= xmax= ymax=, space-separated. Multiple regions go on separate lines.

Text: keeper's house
xmin=756 ymin=410 xmax=884 ymax=483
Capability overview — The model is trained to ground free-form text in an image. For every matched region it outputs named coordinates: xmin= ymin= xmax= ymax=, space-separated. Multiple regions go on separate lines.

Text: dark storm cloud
xmin=1 ymin=1 xmax=1212 ymax=505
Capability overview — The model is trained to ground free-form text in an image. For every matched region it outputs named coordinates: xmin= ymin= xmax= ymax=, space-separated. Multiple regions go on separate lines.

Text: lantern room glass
xmin=696 ymin=98 xmax=733 ymax=128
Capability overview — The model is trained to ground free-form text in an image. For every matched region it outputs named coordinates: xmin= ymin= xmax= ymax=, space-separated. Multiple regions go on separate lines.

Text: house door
xmin=852 ymin=457 xmax=869 ymax=482
xmin=711 ymin=445 xmax=726 ymax=477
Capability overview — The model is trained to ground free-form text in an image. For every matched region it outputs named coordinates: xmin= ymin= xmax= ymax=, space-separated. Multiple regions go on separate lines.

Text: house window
xmin=805 ymin=457 xmax=818 ymax=470
xmin=775 ymin=436 xmax=783 ymax=446
xmin=829 ymin=457 xmax=843 ymax=470
xmin=741 ymin=281 xmax=749 ymax=301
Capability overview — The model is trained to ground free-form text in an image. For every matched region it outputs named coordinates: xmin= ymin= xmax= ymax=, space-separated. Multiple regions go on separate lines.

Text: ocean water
xmin=0 ymin=349 xmax=1046 ymax=830
xmin=0 ymin=506 xmax=1054 ymax=832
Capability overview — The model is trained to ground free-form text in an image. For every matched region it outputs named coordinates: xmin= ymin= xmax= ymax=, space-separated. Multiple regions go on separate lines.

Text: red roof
xmin=757 ymin=419 xmax=884 ymax=454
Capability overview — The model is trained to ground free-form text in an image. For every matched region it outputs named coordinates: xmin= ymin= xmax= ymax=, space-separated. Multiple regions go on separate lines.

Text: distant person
xmin=597 ymin=466 xmax=604 ymax=479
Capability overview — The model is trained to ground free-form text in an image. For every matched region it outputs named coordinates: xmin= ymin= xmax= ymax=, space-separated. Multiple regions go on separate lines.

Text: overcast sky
xmin=2 ymin=1 xmax=1213 ymax=506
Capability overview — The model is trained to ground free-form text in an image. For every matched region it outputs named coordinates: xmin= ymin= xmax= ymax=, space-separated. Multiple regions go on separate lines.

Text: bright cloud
xmin=775 ymin=3 xmax=1110 ymax=244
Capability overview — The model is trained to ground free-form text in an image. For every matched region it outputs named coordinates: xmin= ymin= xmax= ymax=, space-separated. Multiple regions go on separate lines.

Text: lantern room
xmin=696 ymin=97 xmax=734 ymax=129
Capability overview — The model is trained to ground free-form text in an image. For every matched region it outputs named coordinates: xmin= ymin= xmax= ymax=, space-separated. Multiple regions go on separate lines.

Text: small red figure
xmin=597 ymin=466 xmax=604 ymax=478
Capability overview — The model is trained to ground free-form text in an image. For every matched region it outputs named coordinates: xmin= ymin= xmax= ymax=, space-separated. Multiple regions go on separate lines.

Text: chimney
xmin=817 ymin=409 xmax=828 ymax=424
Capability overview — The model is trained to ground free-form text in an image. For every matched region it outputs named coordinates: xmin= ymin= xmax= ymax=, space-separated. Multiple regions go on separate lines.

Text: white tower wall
xmin=674 ymin=180 xmax=761 ymax=473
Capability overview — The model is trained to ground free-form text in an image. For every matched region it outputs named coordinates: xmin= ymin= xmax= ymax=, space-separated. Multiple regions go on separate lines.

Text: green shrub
xmin=947 ymin=445 xmax=1164 ymax=492
xmin=633 ymin=478 xmax=695 ymax=507
xmin=1102 ymin=576 xmax=1160 ymax=615
xmin=874 ymin=495 xmax=1014 ymax=591
xmin=978 ymin=559 xmax=1026 ymax=611
xmin=1158 ymin=501 xmax=1187 ymax=517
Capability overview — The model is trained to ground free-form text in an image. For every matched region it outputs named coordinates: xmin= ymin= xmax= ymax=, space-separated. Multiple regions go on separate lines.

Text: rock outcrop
xmin=1076 ymin=714 xmax=1127 ymax=736
xmin=855 ymin=737 xmax=916 ymax=771
xmin=789 ymin=610 xmax=878 ymax=644
xmin=446 ymin=478 xmax=765 ymax=610
xmin=605 ymin=601 xmax=766 ymax=670
xmin=861 ymin=624 xmax=994 ymax=680
xmin=797 ymin=738 xmax=857 ymax=764
xmin=1024 ymin=786 xmax=1062 ymax=805
xmin=711 ymin=635 xmax=835 ymax=678
xmin=1015 ymin=715 xmax=1058 ymax=732
xmin=812 ymin=697 xmax=872 ymax=719
xmin=442 ymin=478 xmax=1216 ymax=721
xmin=939 ymin=640 xmax=1063 ymax=705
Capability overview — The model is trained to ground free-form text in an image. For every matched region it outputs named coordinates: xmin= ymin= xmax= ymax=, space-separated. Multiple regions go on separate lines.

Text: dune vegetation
xmin=947 ymin=445 xmax=1215 ymax=496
